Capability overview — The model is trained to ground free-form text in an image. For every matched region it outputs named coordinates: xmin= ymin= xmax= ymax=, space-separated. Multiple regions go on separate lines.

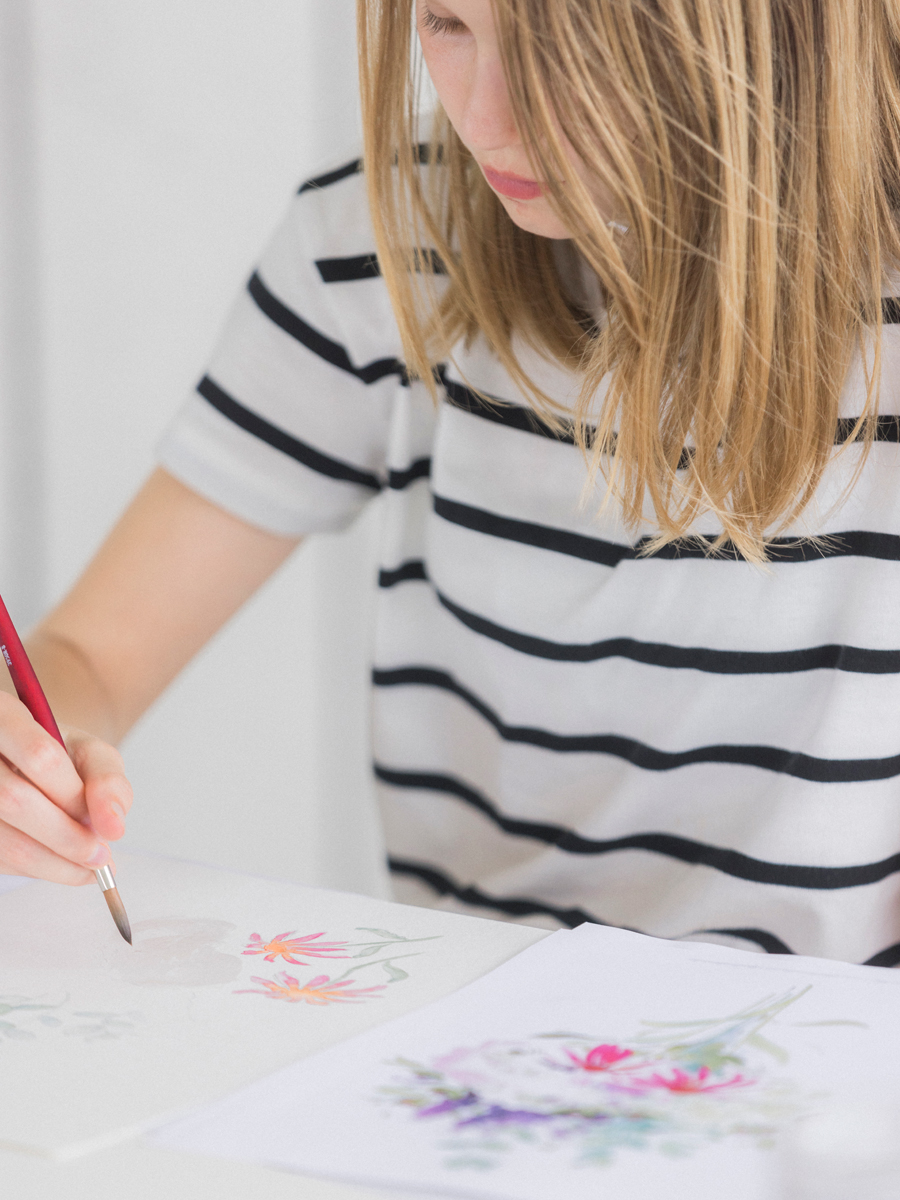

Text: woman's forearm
xmin=4 ymin=468 xmax=301 ymax=746
xmin=15 ymin=628 xmax=122 ymax=745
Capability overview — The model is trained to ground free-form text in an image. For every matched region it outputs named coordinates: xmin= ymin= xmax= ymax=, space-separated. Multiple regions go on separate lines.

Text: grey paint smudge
xmin=114 ymin=918 xmax=241 ymax=987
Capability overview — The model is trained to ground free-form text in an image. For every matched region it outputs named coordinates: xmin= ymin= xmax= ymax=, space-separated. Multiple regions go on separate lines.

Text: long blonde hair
xmin=357 ymin=0 xmax=900 ymax=560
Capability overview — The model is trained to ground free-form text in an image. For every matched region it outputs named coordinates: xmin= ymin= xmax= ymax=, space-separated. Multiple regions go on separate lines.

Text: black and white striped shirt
xmin=159 ymin=155 xmax=900 ymax=965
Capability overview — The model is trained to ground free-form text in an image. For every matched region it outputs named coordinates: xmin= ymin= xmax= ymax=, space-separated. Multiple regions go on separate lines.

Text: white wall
xmin=0 ymin=0 xmax=44 ymax=623
xmin=3 ymin=1 xmax=388 ymax=895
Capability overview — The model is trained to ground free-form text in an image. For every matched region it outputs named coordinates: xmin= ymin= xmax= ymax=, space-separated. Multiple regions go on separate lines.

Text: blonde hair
xmin=357 ymin=0 xmax=900 ymax=560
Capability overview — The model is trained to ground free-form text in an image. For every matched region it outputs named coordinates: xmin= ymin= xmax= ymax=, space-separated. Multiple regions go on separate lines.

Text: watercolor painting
xmin=64 ymin=1011 xmax=145 ymax=1042
xmin=234 ymin=927 xmax=443 ymax=1008
xmin=242 ymin=931 xmax=351 ymax=965
xmin=0 ymin=994 xmax=65 ymax=1041
xmin=377 ymin=989 xmax=819 ymax=1171
xmin=236 ymin=972 xmax=388 ymax=1004
xmin=0 ymin=993 xmax=143 ymax=1043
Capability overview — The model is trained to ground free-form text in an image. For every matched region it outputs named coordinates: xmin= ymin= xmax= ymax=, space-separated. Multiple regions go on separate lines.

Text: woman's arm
xmin=0 ymin=467 xmax=301 ymax=883
xmin=31 ymin=467 xmax=301 ymax=741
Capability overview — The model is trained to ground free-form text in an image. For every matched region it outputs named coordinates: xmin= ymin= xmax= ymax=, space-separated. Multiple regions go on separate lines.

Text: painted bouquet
xmin=378 ymin=991 xmax=810 ymax=1168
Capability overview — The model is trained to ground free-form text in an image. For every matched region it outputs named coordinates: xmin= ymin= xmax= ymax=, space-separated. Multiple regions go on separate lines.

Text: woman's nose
xmin=457 ymin=53 xmax=520 ymax=154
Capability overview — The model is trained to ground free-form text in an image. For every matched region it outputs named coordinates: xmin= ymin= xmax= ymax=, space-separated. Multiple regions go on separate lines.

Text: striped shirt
xmin=159 ymin=155 xmax=900 ymax=965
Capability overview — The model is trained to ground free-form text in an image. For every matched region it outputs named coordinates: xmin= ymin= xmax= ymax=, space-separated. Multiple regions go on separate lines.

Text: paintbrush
xmin=0 ymin=591 xmax=132 ymax=944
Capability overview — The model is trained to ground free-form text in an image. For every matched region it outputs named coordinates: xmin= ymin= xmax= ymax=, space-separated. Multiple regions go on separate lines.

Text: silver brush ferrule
xmin=94 ymin=864 xmax=116 ymax=892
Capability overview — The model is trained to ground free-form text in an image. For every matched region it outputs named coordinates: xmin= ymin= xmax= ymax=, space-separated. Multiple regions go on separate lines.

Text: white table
xmin=0 ymin=879 xmax=548 ymax=1200
xmin=0 ymin=1139 xmax=443 ymax=1199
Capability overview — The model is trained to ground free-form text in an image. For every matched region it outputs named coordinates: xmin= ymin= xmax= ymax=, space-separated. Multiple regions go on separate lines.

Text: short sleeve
xmin=157 ymin=156 xmax=407 ymax=536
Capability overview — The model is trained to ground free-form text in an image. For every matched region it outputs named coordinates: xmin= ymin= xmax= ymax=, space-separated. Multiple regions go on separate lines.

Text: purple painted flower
xmin=457 ymin=1105 xmax=556 ymax=1128
xmin=418 ymin=1091 xmax=480 ymax=1118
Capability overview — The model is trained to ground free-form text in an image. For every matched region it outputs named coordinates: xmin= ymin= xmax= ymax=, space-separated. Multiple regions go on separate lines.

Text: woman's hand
xmin=0 ymin=693 xmax=132 ymax=885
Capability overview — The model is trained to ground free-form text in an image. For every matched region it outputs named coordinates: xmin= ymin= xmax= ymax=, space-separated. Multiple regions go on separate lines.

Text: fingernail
xmin=110 ymin=802 xmax=125 ymax=824
xmin=86 ymin=844 xmax=110 ymax=867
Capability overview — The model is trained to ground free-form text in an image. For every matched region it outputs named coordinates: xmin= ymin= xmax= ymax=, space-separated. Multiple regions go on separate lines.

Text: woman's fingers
xmin=0 ymin=692 xmax=86 ymax=821
xmin=0 ymin=753 xmax=111 ymax=870
xmin=0 ymin=816 xmax=97 ymax=885
xmin=68 ymin=731 xmax=133 ymax=842
xmin=0 ymin=698 xmax=132 ymax=883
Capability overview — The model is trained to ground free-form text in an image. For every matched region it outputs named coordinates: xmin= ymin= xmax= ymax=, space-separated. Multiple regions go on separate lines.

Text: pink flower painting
xmin=635 ymin=1065 xmax=751 ymax=1094
xmin=242 ymin=931 xmax=349 ymax=966
xmin=565 ymin=1044 xmax=634 ymax=1072
xmin=234 ymin=925 xmax=441 ymax=1008
xmin=235 ymin=971 xmax=386 ymax=1005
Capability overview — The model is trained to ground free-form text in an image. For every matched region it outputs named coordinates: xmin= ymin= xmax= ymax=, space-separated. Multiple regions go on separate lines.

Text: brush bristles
xmin=104 ymin=888 xmax=133 ymax=945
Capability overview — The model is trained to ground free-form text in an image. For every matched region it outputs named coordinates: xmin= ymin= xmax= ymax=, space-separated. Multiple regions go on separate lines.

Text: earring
xmin=607 ymin=220 xmax=629 ymax=236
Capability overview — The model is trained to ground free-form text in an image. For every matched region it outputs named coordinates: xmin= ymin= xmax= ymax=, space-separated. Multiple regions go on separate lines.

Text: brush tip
xmin=103 ymin=887 xmax=133 ymax=945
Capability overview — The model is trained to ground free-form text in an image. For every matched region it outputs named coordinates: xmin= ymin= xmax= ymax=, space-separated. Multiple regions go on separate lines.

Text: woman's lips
xmin=482 ymin=166 xmax=543 ymax=201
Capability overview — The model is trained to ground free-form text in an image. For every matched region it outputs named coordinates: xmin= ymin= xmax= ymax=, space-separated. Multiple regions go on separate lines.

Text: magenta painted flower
xmin=242 ymin=931 xmax=349 ymax=965
xmin=235 ymin=970 xmax=385 ymax=1005
xmin=566 ymin=1043 xmax=634 ymax=1072
xmin=636 ymin=1066 xmax=751 ymax=1094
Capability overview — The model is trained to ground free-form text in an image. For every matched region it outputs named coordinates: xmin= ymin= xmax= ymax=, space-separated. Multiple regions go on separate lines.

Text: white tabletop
xmin=0 ymin=1140 xmax=442 ymax=1200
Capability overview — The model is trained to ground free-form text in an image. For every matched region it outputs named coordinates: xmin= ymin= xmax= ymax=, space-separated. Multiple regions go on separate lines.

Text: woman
xmin=3 ymin=0 xmax=900 ymax=963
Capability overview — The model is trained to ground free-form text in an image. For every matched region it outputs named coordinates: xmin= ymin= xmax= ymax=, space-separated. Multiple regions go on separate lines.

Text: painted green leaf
xmin=383 ymin=963 xmax=409 ymax=982
xmin=746 ymin=1033 xmax=789 ymax=1064
xmin=0 ymin=1001 xmax=50 ymax=1015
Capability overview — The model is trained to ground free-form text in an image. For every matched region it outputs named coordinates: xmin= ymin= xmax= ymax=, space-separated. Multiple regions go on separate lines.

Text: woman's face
xmin=416 ymin=0 xmax=575 ymax=239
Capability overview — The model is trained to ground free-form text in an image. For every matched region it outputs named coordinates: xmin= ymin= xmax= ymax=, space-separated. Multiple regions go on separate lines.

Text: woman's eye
xmin=421 ymin=7 xmax=467 ymax=36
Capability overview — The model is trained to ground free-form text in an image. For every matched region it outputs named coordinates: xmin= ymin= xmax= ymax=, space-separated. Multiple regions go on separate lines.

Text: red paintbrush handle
xmin=0 ymin=592 xmax=65 ymax=748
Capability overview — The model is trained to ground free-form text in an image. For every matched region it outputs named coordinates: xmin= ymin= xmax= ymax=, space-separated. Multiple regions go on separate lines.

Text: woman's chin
xmin=499 ymin=196 xmax=571 ymax=240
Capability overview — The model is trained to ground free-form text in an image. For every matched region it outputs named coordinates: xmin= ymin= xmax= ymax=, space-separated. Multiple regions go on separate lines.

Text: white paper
xmin=0 ymin=852 xmax=545 ymax=1159
xmin=154 ymin=922 xmax=900 ymax=1200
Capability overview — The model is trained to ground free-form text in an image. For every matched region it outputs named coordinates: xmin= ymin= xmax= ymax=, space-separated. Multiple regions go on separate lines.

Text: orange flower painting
xmin=234 ymin=925 xmax=441 ymax=1008
xmin=235 ymin=971 xmax=386 ymax=1005
xmin=242 ymin=931 xmax=350 ymax=966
